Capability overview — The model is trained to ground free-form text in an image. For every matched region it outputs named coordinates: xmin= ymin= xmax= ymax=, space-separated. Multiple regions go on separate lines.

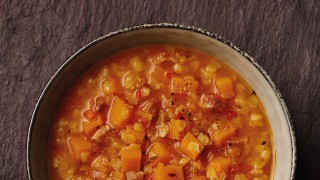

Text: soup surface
xmin=49 ymin=45 xmax=273 ymax=180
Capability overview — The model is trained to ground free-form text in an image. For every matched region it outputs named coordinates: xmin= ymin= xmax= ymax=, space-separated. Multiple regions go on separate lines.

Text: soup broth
xmin=49 ymin=45 xmax=273 ymax=180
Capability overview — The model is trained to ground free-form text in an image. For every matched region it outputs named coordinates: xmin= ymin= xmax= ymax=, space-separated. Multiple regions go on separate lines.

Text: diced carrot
xmin=68 ymin=135 xmax=92 ymax=162
xmin=149 ymin=65 xmax=169 ymax=83
xmin=170 ymin=76 xmax=199 ymax=94
xmin=121 ymin=124 xmax=146 ymax=144
xmin=101 ymin=76 xmax=122 ymax=95
xmin=214 ymin=77 xmax=235 ymax=98
xmin=81 ymin=117 xmax=103 ymax=136
xmin=168 ymin=119 xmax=188 ymax=140
xmin=208 ymin=121 xmax=237 ymax=147
xmin=108 ymin=96 xmax=133 ymax=129
xmin=180 ymin=132 xmax=204 ymax=160
xmin=120 ymin=144 xmax=141 ymax=172
xmin=153 ymin=163 xmax=184 ymax=180
xmin=165 ymin=71 xmax=173 ymax=79
xmin=208 ymin=156 xmax=231 ymax=174
xmin=149 ymin=142 xmax=173 ymax=164
xmin=190 ymin=175 xmax=207 ymax=180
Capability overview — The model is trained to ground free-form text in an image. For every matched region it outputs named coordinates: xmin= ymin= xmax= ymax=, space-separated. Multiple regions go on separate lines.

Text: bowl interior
xmin=28 ymin=26 xmax=294 ymax=179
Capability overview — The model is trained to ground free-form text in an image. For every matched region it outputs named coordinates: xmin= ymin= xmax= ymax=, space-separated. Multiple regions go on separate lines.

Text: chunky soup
xmin=49 ymin=45 xmax=273 ymax=180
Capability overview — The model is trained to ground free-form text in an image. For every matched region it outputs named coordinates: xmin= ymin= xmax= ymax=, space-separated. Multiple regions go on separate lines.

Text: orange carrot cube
xmin=149 ymin=142 xmax=173 ymax=164
xmin=120 ymin=144 xmax=141 ymax=172
xmin=82 ymin=117 xmax=103 ymax=136
xmin=68 ymin=135 xmax=92 ymax=162
xmin=208 ymin=156 xmax=231 ymax=174
xmin=180 ymin=132 xmax=204 ymax=160
xmin=168 ymin=119 xmax=188 ymax=140
xmin=208 ymin=121 xmax=237 ymax=147
xmin=108 ymin=96 xmax=133 ymax=129
xmin=214 ymin=77 xmax=235 ymax=98
xmin=149 ymin=65 xmax=169 ymax=83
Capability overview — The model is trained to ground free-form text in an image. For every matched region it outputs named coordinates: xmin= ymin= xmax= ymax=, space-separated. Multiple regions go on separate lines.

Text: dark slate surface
xmin=0 ymin=0 xmax=319 ymax=179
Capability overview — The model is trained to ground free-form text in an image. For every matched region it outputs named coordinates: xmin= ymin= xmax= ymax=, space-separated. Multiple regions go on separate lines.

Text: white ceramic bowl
xmin=27 ymin=23 xmax=296 ymax=179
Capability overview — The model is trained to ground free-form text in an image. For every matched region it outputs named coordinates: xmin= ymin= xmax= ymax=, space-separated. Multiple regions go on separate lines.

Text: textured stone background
xmin=0 ymin=0 xmax=319 ymax=179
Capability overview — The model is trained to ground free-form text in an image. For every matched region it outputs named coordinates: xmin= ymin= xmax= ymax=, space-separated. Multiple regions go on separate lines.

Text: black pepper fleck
xmin=252 ymin=90 xmax=256 ymax=95
xmin=168 ymin=173 xmax=177 ymax=177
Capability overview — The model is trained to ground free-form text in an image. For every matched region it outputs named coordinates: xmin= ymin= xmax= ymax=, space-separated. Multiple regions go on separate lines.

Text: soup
xmin=49 ymin=45 xmax=273 ymax=180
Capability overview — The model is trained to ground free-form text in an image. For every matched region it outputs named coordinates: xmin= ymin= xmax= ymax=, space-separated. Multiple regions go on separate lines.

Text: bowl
xmin=27 ymin=23 xmax=296 ymax=179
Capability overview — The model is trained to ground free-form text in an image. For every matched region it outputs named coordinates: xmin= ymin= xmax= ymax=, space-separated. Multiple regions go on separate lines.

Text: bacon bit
xmin=230 ymin=166 xmax=239 ymax=173
xmin=96 ymin=96 xmax=106 ymax=106
xmin=83 ymin=110 xmax=95 ymax=120
xmin=145 ymin=174 xmax=153 ymax=180
xmin=140 ymin=118 xmax=149 ymax=127
xmin=227 ymin=110 xmax=238 ymax=120
xmin=165 ymin=71 xmax=173 ymax=79
xmin=136 ymin=89 xmax=142 ymax=98
xmin=176 ymin=112 xmax=184 ymax=119
xmin=162 ymin=50 xmax=170 ymax=58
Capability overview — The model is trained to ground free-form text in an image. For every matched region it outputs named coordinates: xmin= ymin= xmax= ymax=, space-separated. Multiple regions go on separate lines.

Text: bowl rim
xmin=26 ymin=22 xmax=296 ymax=179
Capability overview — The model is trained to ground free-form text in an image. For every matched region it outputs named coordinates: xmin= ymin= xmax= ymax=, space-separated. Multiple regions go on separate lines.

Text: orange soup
xmin=49 ymin=45 xmax=273 ymax=180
